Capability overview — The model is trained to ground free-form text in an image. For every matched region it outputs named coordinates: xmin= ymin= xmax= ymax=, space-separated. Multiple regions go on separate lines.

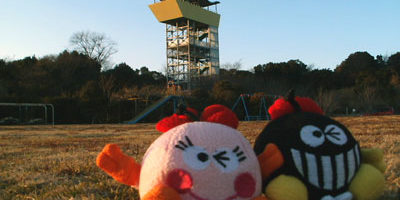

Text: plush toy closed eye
xmin=97 ymin=104 xmax=266 ymax=200
xmin=253 ymin=91 xmax=385 ymax=200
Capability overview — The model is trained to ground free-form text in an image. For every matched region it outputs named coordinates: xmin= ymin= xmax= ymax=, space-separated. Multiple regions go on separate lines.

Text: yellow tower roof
xmin=149 ymin=0 xmax=220 ymax=27
xmin=161 ymin=0 xmax=220 ymax=7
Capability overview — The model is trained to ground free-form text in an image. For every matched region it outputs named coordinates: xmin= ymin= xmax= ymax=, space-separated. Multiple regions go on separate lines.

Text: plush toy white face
xmin=139 ymin=122 xmax=261 ymax=200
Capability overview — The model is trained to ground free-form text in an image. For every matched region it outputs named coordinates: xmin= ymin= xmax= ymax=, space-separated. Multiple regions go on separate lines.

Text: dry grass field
xmin=0 ymin=115 xmax=399 ymax=200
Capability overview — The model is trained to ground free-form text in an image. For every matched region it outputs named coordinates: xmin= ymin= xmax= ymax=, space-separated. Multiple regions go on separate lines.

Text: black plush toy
xmin=254 ymin=91 xmax=385 ymax=200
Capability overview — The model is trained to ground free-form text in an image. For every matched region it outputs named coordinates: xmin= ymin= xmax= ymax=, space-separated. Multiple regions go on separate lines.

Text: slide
xmin=125 ymin=96 xmax=180 ymax=124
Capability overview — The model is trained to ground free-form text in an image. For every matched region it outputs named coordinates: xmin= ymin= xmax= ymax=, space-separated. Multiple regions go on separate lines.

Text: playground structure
xmin=0 ymin=103 xmax=54 ymax=125
xmin=232 ymin=94 xmax=279 ymax=121
xmin=125 ymin=95 xmax=185 ymax=124
xmin=128 ymin=2 xmax=278 ymax=124
xmin=149 ymin=0 xmax=221 ymax=90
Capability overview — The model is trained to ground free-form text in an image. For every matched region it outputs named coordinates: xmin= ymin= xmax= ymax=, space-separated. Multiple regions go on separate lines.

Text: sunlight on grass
xmin=0 ymin=117 xmax=399 ymax=199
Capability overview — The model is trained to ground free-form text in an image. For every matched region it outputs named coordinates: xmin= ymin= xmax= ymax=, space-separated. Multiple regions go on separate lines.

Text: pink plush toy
xmin=97 ymin=105 xmax=266 ymax=200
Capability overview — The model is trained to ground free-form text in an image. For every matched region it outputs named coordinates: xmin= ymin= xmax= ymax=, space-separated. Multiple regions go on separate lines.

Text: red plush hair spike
xmin=156 ymin=113 xmax=193 ymax=133
xmin=269 ymin=97 xmax=324 ymax=120
xmin=156 ymin=105 xmax=238 ymax=132
xmin=200 ymin=104 xmax=239 ymax=129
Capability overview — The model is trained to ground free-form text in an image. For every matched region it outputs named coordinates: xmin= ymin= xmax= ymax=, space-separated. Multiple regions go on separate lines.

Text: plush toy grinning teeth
xmin=290 ymin=143 xmax=361 ymax=190
xmin=254 ymin=90 xmax=385 ymax=200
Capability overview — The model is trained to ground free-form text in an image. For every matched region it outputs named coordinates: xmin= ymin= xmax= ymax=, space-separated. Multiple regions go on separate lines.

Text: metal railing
xmin=0 ymin=103 xmax=54 ymax=125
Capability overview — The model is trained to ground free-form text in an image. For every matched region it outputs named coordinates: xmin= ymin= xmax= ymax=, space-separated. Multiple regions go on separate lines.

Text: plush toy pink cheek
xmin=166 ymin=168 xmax=256 ymax=200
xmin=138 ymin=122 xmax=262 ymax=199
xmin=166 ymin=169 xmax=193 ymax=193
xmin=234 ymin=173 xmax=257 ymax=198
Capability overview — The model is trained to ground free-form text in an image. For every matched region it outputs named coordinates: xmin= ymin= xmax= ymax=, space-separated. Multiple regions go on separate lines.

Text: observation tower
xmin=149 ymin=0 xmax=221 ymax=90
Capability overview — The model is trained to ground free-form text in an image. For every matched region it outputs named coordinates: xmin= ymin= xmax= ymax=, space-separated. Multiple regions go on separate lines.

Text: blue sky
xmin=1 ymin=0 xmax=399 ymax=72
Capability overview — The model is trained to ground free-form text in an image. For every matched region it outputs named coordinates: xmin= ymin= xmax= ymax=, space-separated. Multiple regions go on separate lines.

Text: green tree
xmin=387 ymin=52 xmax=400 ymax=68
xmin=253 ymin=59 xmax=309 ymax=94
xmin=0 ymin=59 xmax=9 ymax=99
xmin=53 ymin=51 xmax=101 ymax=96
xmin=137 ymin=66 xmax=166 ymax=87
xmin=304 ymin=69 xmax=341 ymax=95
xmin=387 ymin=52 xmax=400 ymax=86
xmin=103 ymin=63 xmax=139 ymax=91
xmin=335 ymin=52 xmax=378 ymax=86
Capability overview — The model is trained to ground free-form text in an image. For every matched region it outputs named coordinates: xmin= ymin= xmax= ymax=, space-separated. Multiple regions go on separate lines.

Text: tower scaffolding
xmin=150 ymin=0 xmax=221 ymax=90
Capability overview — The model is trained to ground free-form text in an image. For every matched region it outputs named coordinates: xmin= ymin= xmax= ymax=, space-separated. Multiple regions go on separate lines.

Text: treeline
xmin=0 ymin=51 xmax=166 ymax=123
xmin=1 ymin=51 xmax=399 ymax=123
xmin=212 ymin=51 xmax=400 ymax=116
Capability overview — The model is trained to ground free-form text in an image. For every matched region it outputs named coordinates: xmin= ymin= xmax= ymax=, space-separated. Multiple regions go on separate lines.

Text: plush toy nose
xmin=166 ymin=169 xmax=193 ymax=193
xmin=234 ymin=173 xmax=256 ymax=198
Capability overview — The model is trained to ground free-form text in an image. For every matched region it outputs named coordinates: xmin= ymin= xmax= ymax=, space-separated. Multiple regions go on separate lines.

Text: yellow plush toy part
xmin=253 ymin=92 xmax=385 ymax=200
xmin=360 ymin=148 xmax=386 ymax=173
xmin=259 ymin=151 xmax=385 ymax=200
xmin=349 ymin=148 xmax=386 ymax=200
xmin=265 ymin=175 xmax=308 ymax=200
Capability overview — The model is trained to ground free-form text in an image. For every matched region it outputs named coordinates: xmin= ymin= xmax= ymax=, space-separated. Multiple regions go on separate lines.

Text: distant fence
xmin=0 ymin=103 xmax=54 ymax=125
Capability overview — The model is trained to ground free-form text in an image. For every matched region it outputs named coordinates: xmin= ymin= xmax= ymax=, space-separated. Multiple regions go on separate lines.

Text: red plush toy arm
xmin=96 ymin=144 xmax=141 ymax=187
xmin=252 ymin=195 xmax=269 ymax=200
xmin=257 ymin=143 xmax=284 ymax=180
xmin=141 ymin=184 xmax=182 ymax=200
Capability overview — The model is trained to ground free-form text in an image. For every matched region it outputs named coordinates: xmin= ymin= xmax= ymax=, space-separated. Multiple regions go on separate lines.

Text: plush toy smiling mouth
xmin=166 ymin=168 xmax=256 ymax=200
xmin=290 ymin=143 xmax=361 ymax=190
xmin=253 ymin=90 xmax=386 ymax=200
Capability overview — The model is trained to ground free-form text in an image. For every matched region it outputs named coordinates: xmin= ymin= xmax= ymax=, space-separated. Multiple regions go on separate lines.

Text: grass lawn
xmin=0 ymin=116 xmax=399 ymax=199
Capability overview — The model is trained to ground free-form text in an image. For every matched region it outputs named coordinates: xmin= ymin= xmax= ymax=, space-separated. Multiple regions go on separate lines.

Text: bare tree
xmin=99 ymin=74 xmax=116 ymax=103
xmin=70 ymin=31 xmax=118 ymax=69
xmin=315 ymin=87 xmax=339 ymax=115
xmin=357 ymin=85 xmax=379 ymax=112
xmin=99 ymin=74 xmax=116 ymax=122
xmin=221 ymin=59 xmax=242 ymax=71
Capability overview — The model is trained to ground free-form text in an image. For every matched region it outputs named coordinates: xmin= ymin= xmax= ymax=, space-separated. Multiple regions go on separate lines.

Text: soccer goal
xmin=0 ymin=103 xmax=54 ymax=125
